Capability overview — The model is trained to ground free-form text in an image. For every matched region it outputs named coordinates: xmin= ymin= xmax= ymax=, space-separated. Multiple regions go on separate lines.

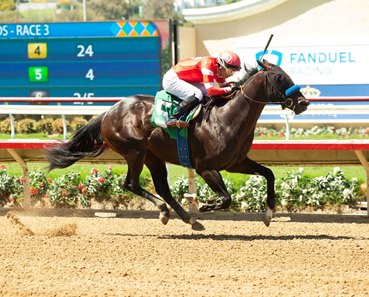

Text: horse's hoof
xmin=263 ymin=207 xmax=273 ymax=227
xmin=190 ymin=218 xmax=205 ymax=231
xmin=198 ymin=204 xmax=212 ymax=212
xmin=159 ymin=211 xmax=170 ymax=225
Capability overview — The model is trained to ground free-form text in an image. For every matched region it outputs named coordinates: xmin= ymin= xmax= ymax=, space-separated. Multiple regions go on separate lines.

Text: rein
xmin=204 ymin=65 xmax=301 ymax=120
xmin=239 ymin=69 xmax=299 ymax=107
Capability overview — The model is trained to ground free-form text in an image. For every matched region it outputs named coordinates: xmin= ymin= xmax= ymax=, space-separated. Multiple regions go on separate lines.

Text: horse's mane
xmin=237 ymin=64 xmax=259 ymax=86
xmin=202 ymin=64 xmax=259 ymax=112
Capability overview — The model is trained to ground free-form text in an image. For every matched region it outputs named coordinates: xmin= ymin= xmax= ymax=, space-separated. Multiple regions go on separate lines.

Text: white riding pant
xmin=162 ymin=69 xmax=204 ymax=101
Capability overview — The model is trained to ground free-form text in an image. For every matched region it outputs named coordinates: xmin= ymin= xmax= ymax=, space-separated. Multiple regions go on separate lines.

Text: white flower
xmin=240 ymin=201 xmax=248 ymax=210
xmin=342 ymin=188 xmax=351 ymax=198
xmin=291 ymin=177 xmax=298 ymax=187
xmin=333 ymin=167 xmax=341 ymax=174
xmin=280 ymin=199 xmax=287 ymax=206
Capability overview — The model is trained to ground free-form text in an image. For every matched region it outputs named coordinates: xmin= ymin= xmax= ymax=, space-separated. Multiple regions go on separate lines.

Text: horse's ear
xmin=257 ymin=59 xmax=267 ymax=70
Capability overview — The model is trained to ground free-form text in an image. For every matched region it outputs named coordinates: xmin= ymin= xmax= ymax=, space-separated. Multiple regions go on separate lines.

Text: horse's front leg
xmin=227 ymin=157 xmax=275 ymax=227
xmin=145 ymin=152 xmax=205 ymax=231
xmin=197 ymin=169 xmax=232 ymax=212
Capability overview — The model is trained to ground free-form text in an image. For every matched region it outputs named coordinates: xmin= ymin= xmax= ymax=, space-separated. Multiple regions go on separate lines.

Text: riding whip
xmin=259 ymin=34 xmax=274 ymax=61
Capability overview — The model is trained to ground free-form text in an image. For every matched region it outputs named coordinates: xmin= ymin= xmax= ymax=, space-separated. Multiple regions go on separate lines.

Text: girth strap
xmin=176 ymin=130 xmax=192 ymax=168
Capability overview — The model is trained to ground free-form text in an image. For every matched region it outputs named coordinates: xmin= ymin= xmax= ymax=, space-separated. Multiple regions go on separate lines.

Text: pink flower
xmin=98 ymin=177 xmax=105 ymax=184
xmin=91 ymin=168 xmax=99 ymax=174
xmin=77 ymin=182 xmax=84 ymax=190
xmin=61 ymin=190 xmax=68 ymax=197
xmin=31 ymin=188 xmax=38 ymax=196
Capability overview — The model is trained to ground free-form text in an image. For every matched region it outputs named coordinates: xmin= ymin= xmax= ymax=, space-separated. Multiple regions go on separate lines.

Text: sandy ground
xmin=0 ymin=208 xmax=369 ymax=297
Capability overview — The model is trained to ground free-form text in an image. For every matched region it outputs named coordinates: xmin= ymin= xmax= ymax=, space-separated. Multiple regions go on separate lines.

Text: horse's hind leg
xmin=124 ymin=165 xmax=170 ymax=225
xmin=123 ymin=151 xmax=170 ymax=225
xmin=145 ymin=152 xmax=205 ymax=231
xmin=197 ymin=169 xmax=232 ymax=212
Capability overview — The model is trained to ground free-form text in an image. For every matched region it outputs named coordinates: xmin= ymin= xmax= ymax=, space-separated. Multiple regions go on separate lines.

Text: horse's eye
xmin=275 ymin=75 xmax=283 ymax=84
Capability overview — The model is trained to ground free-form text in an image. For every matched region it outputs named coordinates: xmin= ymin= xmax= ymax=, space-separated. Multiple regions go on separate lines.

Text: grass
xmin=0 ymin=133 xmax=63 ymax=140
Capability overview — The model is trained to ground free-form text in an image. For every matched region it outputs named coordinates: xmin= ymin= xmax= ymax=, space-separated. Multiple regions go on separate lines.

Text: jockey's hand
xmin=230 ymin=82 xmax=241 ymax=92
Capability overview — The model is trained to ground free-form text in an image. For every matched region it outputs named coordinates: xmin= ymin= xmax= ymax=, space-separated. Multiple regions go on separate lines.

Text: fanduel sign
xmin=239 ymin=45 xmax=367 ymax=85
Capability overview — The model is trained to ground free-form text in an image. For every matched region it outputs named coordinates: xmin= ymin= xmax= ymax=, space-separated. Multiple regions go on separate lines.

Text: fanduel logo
xmin=255 ymin=50 xmax=283 ymax=66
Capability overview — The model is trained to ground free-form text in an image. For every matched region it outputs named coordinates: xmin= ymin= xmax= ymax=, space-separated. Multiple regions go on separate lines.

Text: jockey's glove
xmin=231 ymin=84 xmax=241 ymax=92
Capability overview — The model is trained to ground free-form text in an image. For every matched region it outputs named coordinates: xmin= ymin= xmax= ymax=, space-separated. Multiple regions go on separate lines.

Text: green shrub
xmin=233 ymin=176 xmax=267 ymax=212
xmin=0 ymin=118 xmax=12 ymax=133
xmin=171 ymin=176 xmax=239 ymax=207
xmin=0 ymin=166 xmax=362 ymax=212
xmin=277 ymin=168 xmax=315 ymax=211
xmin=16 ymin=118 xmax=37 ymax=134
xmin=29 ymin=170 xmax=50 ymax=202
xmin=36 ymin=118 xmax=54 ymax=134
xmin=51 ymin=118 xmax=70 ymax=134
xmin=70 ymin=116 xmax=88 ymax=132
xmin=0 ymin=166 xmax=22 ymax=206
xmin=171 ymin=168 xmax=361 ymax=213
xmin=312 ymin=168 xmax=359 ymax=206
xmin=47 ymin=172 xmax=84 ymax=208
xmin=85 ymin=167 xmax=114 ymax=201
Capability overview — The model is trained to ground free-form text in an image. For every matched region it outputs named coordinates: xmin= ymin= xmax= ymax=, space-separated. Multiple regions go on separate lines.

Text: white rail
xmin=1 ymin=97 xmax=369 ymax=140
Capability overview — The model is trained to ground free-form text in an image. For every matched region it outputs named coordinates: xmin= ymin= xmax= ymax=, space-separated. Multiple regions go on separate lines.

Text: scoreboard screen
xmin=0 ymin=21 xmax=162 ymax=98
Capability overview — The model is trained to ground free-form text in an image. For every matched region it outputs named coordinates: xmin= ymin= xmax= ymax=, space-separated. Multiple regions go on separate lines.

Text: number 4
xmin=86 ymin=69 xmax=94 ymax=80
xmin=34 ymin=46 xmax=41 ymax=56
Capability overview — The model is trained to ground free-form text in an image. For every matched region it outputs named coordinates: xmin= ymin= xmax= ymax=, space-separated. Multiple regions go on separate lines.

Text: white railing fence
xmin=0 ymin=97 xmax=368 ymax=140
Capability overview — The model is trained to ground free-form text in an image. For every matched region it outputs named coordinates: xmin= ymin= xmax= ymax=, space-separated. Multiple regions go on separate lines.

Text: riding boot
xmin=166 ymin=95 xmax=200 ymax=128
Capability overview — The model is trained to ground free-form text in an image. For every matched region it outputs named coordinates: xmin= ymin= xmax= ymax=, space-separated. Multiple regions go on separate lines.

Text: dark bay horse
xmin=47 ymin=60 xmax=309 ymax=231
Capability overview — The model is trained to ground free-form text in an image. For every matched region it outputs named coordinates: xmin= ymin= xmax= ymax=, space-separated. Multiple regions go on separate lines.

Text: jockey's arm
xmin=201 ymin=67 xmax=231 ymax=96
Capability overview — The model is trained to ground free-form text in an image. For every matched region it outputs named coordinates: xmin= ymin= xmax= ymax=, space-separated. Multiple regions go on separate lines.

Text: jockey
xmin=162 ymin=50 xmax=242 ymax=128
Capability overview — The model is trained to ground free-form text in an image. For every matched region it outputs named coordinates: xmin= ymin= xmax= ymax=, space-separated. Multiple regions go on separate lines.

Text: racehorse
xmin=47 ymin=60 xmax=310 ymax=231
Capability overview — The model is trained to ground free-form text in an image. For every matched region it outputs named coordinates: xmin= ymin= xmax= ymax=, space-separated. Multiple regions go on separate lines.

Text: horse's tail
xmin=47 ymin=113 xmax=106 ymax=171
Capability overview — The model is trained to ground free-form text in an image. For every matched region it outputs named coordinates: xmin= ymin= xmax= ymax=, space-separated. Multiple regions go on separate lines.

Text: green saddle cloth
xmin=150 ymin=90 xmax=198 ymax=140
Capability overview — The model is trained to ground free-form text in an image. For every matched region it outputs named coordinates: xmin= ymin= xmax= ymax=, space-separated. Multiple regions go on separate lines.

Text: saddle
xmin=151 ymin=90 xmax=201 ymax=140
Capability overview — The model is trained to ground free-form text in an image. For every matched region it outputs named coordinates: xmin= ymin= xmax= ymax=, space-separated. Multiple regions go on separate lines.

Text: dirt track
xmin=0 ymin=209 xmax=369 ymax=297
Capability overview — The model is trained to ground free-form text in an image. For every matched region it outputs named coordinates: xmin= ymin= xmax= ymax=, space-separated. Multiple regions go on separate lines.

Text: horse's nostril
xmin=298 ymin=98 xmax=310 ymax=106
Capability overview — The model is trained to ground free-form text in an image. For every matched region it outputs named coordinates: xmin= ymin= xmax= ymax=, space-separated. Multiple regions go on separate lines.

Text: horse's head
xmin=257 ymin=59 xmax=310 ymax=115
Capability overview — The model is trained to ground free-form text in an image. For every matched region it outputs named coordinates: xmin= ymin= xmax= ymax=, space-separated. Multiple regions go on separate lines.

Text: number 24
xmin=77 ymin=45 xmax=94 ymax=57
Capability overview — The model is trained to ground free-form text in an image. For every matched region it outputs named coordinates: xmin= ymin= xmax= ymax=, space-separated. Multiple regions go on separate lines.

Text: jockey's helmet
xmin=217 ymin=50 xmax=241 ymax=71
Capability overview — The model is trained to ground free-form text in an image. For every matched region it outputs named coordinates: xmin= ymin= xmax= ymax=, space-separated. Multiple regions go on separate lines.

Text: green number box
xmin=29 ymin=66 xmax=49 ymax=82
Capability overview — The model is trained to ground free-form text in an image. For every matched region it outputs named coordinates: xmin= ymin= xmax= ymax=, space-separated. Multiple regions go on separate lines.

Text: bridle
xmin=239 ymin=67 xmax=301 ymax=109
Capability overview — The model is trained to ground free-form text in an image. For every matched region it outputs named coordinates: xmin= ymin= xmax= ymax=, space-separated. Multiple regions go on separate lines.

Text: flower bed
xmin=255 ymin=126 xmax=369 ymax=139
xmin=171 ymin=167 xmax=362 ymax=212
xmin=1 ymin=165 xmax=362 ymax=212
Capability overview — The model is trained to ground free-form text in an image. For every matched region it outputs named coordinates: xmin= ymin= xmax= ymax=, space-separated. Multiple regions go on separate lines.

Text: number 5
xmin=35 ymin=68 xmax=43 ymax=80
